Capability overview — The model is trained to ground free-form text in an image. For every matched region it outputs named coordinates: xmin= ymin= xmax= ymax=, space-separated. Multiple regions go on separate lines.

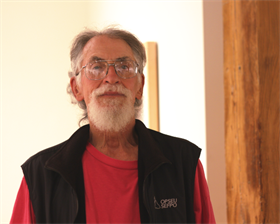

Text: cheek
xmin=84 ymin=94 xmax=92 ymax=106
xmin=81 ymin=80 xmax=101 ymax=105
xmin=134 ymin=81 xmax=143 ymax=98
xmin=126 ymin=79 xmax=140 ymax=93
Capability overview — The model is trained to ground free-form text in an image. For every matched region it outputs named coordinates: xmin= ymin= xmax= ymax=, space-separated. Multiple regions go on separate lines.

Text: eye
xmin=121 ymin=64 xmax=129 ymax=70
xmin=117 ymin=61 xmax=133 ymax=71
xmin=88 ymin=62 xmax=106 ymax=72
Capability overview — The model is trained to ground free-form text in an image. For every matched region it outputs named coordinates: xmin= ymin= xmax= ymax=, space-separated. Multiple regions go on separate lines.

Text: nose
xmin=103 ymin=64 xmax=120 ymax=84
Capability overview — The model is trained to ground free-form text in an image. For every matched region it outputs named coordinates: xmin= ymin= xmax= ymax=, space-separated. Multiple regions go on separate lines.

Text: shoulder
xmin=149 ymin=129 xmax=201 ymax=161
xmin=149 ymin=128 xmax=200 ymax=150
xmin=135 ymin=120 xmax=201 ymax=162
xmin=21 ymin=125 xmax=90 ymax=169
xmin=20 ymin=140 xmax=68 ymax=194
xmin=136 ymin=120 xmax=201 ymax=155
xmin=136 ymin=119 xmax=200 ymax=150
xmin=21 ymin=141 xmax=67 ymax=170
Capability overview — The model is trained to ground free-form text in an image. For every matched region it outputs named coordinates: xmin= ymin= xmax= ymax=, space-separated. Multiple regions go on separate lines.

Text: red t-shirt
xmin=83 ymin=143 xmax=140 ymax=223
xmin=10 ymin=143 xmax=215 ymax=223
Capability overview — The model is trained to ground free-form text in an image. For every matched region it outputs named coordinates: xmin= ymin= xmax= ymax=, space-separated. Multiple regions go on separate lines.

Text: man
xmin=10 ymin=27 xmax=216 ymax=223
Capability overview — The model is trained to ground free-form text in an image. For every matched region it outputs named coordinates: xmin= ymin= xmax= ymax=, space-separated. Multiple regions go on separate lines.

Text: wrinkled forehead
xmin=82 ymin=35 xmax=135 ymax=63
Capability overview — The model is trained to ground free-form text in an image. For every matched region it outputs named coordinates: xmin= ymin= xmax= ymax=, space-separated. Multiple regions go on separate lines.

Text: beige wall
xmin=203 ymin=1 xmax=227 ymax=223
xmin=1 ymin=1 xmax=225 ymax=222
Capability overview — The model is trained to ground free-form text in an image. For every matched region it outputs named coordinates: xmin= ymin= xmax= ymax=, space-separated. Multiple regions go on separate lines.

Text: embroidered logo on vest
xmin=154 ymin=196 xmax=178 ymax=209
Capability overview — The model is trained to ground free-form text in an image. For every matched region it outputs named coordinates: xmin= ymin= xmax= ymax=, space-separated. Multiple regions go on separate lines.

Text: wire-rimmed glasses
xmin=76 ymin=60 xmax=139 ymax=80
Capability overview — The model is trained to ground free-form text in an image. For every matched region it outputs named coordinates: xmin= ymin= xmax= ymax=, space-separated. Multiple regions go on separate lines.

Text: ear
xmin=136 ymin=74 xmax=145 ymax=100
xmin=70 ymin=77 xmax=84 ymax=101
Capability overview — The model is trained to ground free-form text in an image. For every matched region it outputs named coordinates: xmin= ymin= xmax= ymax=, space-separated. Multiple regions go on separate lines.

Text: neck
xmin=89 ymin=119 xmax=138 ymax=161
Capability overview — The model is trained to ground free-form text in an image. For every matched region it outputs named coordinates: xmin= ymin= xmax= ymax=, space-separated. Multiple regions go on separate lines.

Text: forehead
xmin=82 ymin=35 xmax=135 ymax=62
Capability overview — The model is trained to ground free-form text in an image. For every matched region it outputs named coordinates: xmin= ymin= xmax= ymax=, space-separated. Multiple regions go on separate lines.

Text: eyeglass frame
xmin=75 ymin=59 xmax=140 ymax=80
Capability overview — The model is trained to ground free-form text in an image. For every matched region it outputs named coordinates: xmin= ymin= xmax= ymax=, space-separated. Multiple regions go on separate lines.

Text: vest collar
xmin=45 ymin=119 xmax=171 ymax=188
xmin=45 ymin=125 xmax=89 ymax=188
xmin=135 ymin=120 xmax=171 ymax=178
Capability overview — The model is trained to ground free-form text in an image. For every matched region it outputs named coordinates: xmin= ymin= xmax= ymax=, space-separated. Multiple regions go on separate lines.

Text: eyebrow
xmin=88 ymin=56 xmax=104 ymax=62
xmin=115 ymin=56 xmax=132 ymax=61
xmin=88 ymin=56 xmax=132 ymax=62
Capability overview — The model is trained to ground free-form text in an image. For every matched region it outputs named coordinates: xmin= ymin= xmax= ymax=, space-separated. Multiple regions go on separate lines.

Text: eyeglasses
xmin=76 ymin=60 xmax=139 ymax=80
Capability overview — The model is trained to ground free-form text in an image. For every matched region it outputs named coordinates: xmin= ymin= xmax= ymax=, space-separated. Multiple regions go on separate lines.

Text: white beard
xmin=87 ymin=84 xmax=135 ymax=132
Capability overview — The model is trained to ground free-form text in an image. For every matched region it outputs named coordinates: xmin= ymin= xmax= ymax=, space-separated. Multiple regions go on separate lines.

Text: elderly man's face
xmin=72 ymin=35 xmax=144 ymax=108
xmin=70 ymin=35 xmax=144 ymax=131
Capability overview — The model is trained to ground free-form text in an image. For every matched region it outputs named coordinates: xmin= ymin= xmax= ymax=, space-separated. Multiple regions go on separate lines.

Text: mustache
xmin=93 ymin=84 xmax=130 ymax=97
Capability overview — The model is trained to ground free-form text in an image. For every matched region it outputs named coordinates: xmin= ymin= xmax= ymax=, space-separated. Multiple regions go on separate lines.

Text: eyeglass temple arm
xmin=75 ymin=65 xmax=87 ymax=76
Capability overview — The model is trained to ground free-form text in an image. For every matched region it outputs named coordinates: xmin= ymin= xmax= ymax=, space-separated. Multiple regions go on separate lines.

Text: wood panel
xmin=258 ymin=1 xmax=280 ymax=222
xmin=223 ymin=0 xmax=280 ymax=223
xmin=144 ymin=42 xmax=159 ymax=131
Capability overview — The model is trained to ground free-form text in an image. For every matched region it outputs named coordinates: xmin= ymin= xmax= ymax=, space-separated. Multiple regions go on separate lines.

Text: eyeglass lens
xmin=85 ymin=61 xmax=137 ymax=80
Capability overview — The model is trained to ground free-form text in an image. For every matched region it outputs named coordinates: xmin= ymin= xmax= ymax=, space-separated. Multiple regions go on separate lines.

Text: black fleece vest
xmin=22 ymin=120 xmax=200 ymax=223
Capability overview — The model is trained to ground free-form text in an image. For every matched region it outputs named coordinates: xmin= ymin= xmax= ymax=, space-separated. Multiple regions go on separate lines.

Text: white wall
xmin=1 ymin=1 xmax=212 ymax=222
xmin=1 ymin=2 xmax=91 ymax=222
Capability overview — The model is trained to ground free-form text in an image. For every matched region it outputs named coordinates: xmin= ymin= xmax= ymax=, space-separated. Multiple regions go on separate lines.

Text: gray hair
xmin=66 ymin=27 xmax=146 ymax=126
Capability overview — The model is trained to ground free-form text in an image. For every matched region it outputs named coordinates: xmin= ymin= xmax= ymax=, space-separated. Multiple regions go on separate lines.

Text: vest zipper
xmin=142 ymin=161 xmax=168 ymax=223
